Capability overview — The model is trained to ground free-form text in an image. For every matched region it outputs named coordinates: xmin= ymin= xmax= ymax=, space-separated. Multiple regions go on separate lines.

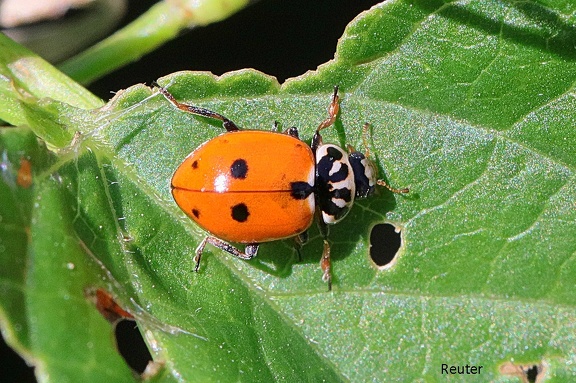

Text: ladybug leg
xmin=320 ymin=240 xmax=332 ymax=291
xmin=285 ymin=126 xmax=300 ymax=138
xmin=311 ymin=130 xmax=323 ymax=153
xmin=293 ymin=231 xmax=309 ymax=261
xmin=244 ymin=243 xmax=260 ymax=258
xmin=348 ymin=123 xmax=409 ymax=195
xmin=297 ymin=230 xmax=309 ymax=244
xmin=311 ymin=86 xmax=339 ymax=153
xmin=194 ymin=236 xmax=259 ymax=271
xmin=155 ymin=85 xmax=240 ymax=132
xmin=317 ymin=85 xmax=340 ymax=131
xmin=365 ymin=122 xmax=408 ymax=194
xmin=273 ymin=122 xmax=300 ymax=138
xmin=315 ymin=210 xmax=332 ymax=290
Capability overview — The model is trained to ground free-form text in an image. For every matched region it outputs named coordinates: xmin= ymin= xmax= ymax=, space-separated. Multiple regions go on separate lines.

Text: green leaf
xmin=0 ymin=127 xmax=136 ymax=382
xmin=2 ymin=1 xmax=576 ymax=382
xmin=0 ymin=34 xmax=102 ymax=110
xmin=0 ymin=33 xmax=103 ymax=146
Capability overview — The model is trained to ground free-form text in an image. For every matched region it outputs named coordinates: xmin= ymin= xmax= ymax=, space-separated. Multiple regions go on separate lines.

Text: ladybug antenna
xmin=377 ymin=179 xmax=409 ymax=194
xmin=362 ymin=123 xmax=409 ymax=194
xmin=361 ymin=122 xmax=372 ymax=158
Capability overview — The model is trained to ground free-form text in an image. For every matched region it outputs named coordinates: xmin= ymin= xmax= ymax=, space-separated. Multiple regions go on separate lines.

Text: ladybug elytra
xmin=158 ymin=85 xmax=408 ymax=290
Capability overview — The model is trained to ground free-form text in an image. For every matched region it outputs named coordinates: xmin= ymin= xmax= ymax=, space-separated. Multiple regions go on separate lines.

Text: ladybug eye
xmin=349 ymin=151 xmax=377 ymax=198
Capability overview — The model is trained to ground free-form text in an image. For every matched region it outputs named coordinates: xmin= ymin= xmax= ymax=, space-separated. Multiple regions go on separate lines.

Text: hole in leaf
xmin=115 ymin=319 xmax=153 ymax=375
xmin=499 ymin=361 xmax=546 ymax=383
xmin=369 ymin=223 xmax=402 ymax=268
xmin=525 ymin=365 xmax=538 ymax=382
xmin=86 ymin=287 xmax=154 ymax=375
xmin=0 ymin=335 xmax=36 ymax=383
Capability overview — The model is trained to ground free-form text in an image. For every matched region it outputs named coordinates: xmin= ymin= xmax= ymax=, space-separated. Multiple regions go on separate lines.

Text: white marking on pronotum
xmin=329 ymin=161 xmax=342 ymax=176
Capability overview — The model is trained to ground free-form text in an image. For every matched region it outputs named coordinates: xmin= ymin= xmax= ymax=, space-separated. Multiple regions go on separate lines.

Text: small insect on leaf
xmin=16 ymin=158 xmax=32 ymax=188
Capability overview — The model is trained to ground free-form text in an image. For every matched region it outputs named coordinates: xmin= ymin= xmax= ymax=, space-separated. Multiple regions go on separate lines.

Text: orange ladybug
xmin=157 ymin=85 xmax=407 ymax=289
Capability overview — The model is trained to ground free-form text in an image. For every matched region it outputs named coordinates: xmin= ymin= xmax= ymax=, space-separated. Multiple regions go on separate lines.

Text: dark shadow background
xmin=1 ymin=0 xmax=381 ymax=381
xmin=90 ymin=0 xmax=381 ymax=98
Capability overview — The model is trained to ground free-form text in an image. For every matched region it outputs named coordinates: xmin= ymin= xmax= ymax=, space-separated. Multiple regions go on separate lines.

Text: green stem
xmin=59 ymin=0 xmax=251 ymax=85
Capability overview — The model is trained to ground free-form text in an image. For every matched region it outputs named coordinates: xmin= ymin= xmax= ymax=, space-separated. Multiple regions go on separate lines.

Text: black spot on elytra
xmin=290 ymin=182 xmax=313 ymax=200
xmin=191 ymin=160 xmax=198 ymax=169
xmin=231 ymin=203 xmax=249 ymax=222
xmin=192 ymin=209 xmax=200 ymax=218
xmin=230 ymin=159 xmax=248 ymax=179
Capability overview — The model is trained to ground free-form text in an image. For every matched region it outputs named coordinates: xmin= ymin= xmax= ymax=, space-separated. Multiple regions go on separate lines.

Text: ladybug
xmin=157 ymin=85 xmax=408 ymax=290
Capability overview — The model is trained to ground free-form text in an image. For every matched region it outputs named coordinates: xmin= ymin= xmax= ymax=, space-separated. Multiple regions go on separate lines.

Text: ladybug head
xmin=348 ymin=150 xmax=378 ymax=199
